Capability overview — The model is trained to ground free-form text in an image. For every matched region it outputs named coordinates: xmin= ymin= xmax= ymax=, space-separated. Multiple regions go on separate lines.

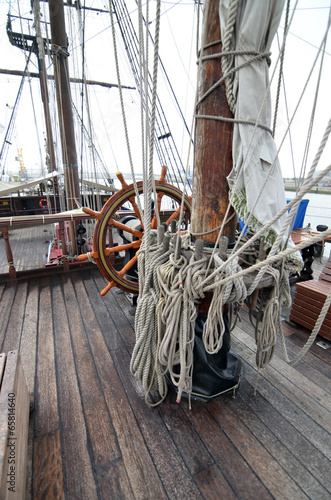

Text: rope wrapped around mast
xmin=131 ymin=229 xmax=248 ymax=405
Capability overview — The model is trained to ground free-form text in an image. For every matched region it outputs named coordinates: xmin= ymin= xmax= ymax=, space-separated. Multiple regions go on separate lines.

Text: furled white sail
xmin=220 ymin=0 xmax=288 ymax=246
xmin=0 ymin=171 xmax=61 ymax=197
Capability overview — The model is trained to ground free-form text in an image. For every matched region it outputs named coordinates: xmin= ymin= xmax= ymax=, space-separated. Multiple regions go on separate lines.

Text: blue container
xmin=286 ymin=198 xmax=309 ymax=230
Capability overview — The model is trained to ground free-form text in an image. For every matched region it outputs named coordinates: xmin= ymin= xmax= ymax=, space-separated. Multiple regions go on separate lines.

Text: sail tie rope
xmin=108 ymin=0 xmax=143 ymax=217
xmin=130 ymin=233 xmax=171 ymax=403
xmin=202 ymin=253 xmax=247 ymax=354
xmin=158 ymin=253 xmax=196 ymax=404
xmin=132 ymin=231 xmax=249 ymax=404
xmin=195 ymin=114 xmax=273 ymax=134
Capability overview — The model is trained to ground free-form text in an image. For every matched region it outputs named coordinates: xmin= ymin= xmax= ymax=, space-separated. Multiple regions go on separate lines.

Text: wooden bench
xmin=289 ymin=256 xmax=331 ymax=341
xmin=0 ymin=351 xmax=30 ymax=499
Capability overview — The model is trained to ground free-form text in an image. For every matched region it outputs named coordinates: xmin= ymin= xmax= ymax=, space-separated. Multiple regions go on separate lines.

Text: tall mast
xmin=48 ymin=0 xmax=80 ymax=211
xmin=191 ymin=0 xmax=236 ymax=245
xmin=32 ymin=0 xmax=57 ymax=176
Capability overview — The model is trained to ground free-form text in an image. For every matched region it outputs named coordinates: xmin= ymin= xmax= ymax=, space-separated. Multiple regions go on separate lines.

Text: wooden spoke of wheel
xmin=80 ymin=167 xmax=191 ymax=295
xmin=116 ymin=171 xmax=144 ymax=230
xmin=165 ymin=205 xmax=187 ymax=227
xmin=108 ymin=218 xmax=143 ymax=239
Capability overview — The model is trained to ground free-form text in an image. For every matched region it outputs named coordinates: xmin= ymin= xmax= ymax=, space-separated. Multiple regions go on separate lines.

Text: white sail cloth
xmin=219 ymin=0 xmax=288 ymax=246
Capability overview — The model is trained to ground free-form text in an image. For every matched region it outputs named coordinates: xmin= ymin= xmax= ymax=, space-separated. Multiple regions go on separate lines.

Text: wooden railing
xmin=0 ymin=211 xmax=94 ymax=278
xmin=0 ymin=209 xmax=177 ymax=279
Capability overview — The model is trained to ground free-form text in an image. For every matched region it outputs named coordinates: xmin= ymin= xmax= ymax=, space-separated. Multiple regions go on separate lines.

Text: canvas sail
xmin=220 ymin=0 xmax=288 ymax=246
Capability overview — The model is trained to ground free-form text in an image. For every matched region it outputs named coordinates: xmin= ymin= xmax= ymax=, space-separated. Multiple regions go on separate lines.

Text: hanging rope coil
xmin=130 ymin=232 xmax=171 ymax=403
xmin=202 ymin=253 xmax=247 ymax=354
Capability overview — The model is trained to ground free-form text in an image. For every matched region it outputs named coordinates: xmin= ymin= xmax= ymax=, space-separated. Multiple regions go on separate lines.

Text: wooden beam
xmin=0 ymin=69 xmax=134 ymax=90
xmin=191 ymin=0 xmax=236 ymax=245
xmin=0 ymin=351 xmax=30 ymax=499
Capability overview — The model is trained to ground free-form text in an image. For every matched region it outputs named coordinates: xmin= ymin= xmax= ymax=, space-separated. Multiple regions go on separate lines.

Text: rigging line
xmin=148 ymin=0 xmax=162 ymax=229
xmin=176 ymin=0 xmax=209 ymax=246
xmin=272 ymin=0 xmax=290 ymax=137
xmin=76 ymin=0 xmax=102 ymax=211
xmin=298 ymin=6 xmax=331 ymax=187
xmin=80 ymin=1 xmax=86 ymax=199
xmin=200 ymin=159 xmax=331 ymax=291
xmin=143 ymin=1 xmax=194 ymax=142
xmin=284 ymin=28 xmax=331 ymax=57
xmin=108 ymin=0 xmax=143 ymax=216
xmin=0 ymin=47 xmax=33 ymax=176
xmin=113 ymin=0 xmax=190 ymax=192
xmin=225 ymin=0 xmax=329 ymax=257
xmin=138 ymin=0 xmax=148 ymax=229
xmin=275 ymin=32 xmax=297 ymax=189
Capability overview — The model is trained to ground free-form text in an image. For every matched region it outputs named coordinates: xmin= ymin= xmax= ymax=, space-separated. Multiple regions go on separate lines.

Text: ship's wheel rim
xmin=94 ymin=180 xmax=191 ymax=294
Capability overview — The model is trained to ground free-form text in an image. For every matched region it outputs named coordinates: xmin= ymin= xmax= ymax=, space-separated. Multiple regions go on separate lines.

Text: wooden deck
xmin=0 ymin=224 xmax=54 ymax=274
xmin=0 ymin=264 xmax=330 ymax=499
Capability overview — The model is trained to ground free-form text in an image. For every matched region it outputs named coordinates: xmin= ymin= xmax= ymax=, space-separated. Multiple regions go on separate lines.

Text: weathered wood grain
xmin=208 ymin=398 xmax=310 ymax=499
xmin=95 ymin=459 xmax=134 ymax=500
xmin=232 ymin=326 xmax=331 ymax=431
xmin=183 ymin=402 xmax=273 ymax=499
xmin=227 ymin=388 xmax=331 ymax=499
xmin=231 ymin=355 xmax=331 ymax=493
xmin=81 ymin=271 xmax=125 ymax=351
xmin=63 ymin=274 xmax=120 ymax=467
xmin=194 ymin=464 xmax=237 ymax=500
xmin=81 ymin=328 xmax=168 ymax=499
xmin=158 ymin=392 xmax=214 ymax=476
xmin=34 ymin=277 xmax=59 ymax=438
xmin=0 ymin=351 xmax=30 ymax=500
xmin=33 ymin=430 xmax=65 ymax=499
xmin=19 ymin=278 xmax=39 ymax=394
xmin=113 ymin=347 xmax=204 ymax=499
xmin=51 ymin=274 xmax=98 ymax=498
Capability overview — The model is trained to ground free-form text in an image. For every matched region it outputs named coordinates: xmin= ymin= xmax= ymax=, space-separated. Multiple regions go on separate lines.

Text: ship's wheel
xmin=79 ymin=166 xmax=192 ymax=295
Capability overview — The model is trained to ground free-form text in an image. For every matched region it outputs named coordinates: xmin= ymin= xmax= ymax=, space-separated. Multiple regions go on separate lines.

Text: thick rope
xmin=202 ymin=253 xmax=247 ymax=354
xmin=108 ymin=0 xmax=143 ymax=216
xmin=130 ymin=234 xmax=171 ymax=402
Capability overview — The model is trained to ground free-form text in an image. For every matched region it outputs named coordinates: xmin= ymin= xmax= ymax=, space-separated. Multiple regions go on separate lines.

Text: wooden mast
xmin=32 ymin=0 xmax=57 ymax=177
xmin=48 ymin=0 xmax=80 ymax=212
xmin=191 ymin=0 xmax=236 ymax=245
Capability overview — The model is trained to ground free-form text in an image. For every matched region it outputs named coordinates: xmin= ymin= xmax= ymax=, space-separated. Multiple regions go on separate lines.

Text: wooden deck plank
xmin=209 ymin=395 xmax=316 ymax=499
xmin=0 ymin=351 xmax=30 ymax=500
xmin=81 ymin=271 xmax=125 ymax=351
xmin=1 ymin=281 xmax=28 ymax=354
xmin=194 ymin=463 xmax=237 ymax=500
xmin=0 ymin=264 xmax=329 ymax=499
xmin=71 ymin=273 xmax=168 ymax=499
xmin=294 ymin=361 xmax=331 ymax=394
xmin=232 ymin=326 xmax=331 ymax=431
xmin=91 ymin=352 xmax=168 ymax=498
xmin=157 ymin=395 xmax=215 ymax=476
xmin=112 ymin=347 xmax=205 ymax=499
xmin=276 ymin=320 xmax=331 ymax=370
xmin=92 ymin=273 xmax=136 ymax=351
xmin=281 ymin=319 xmax=331 ymax=368
xmin=62 ymin=274 xmax=121 ymax=467
xmin=230 ymin=343 xmax=331 ymax=493
xmin=0 ymin=284 xmax=17 ymax=350
xmin=34 ymin=277 xmax=59 ymax=438
xmin=226 ymin=387 xmax=331 ymax=499
xmin=33 ymin=430 xmax=65 ymax=500
xmin=51 ymin=274 xmax=98 ymax=498
xmin=183 ymin=401 xmax=273 ymax=499
xmin=240 ymin=310 xmax=331 ymax=407
xmin=19 ymin=278 xmax=39 ymax=394
xmin=95 ymin=459 xmax=134 ymax=500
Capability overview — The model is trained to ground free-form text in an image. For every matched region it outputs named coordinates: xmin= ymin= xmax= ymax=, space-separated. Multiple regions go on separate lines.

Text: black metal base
xmin=169 ymin=309 xmax=242 ymax=402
